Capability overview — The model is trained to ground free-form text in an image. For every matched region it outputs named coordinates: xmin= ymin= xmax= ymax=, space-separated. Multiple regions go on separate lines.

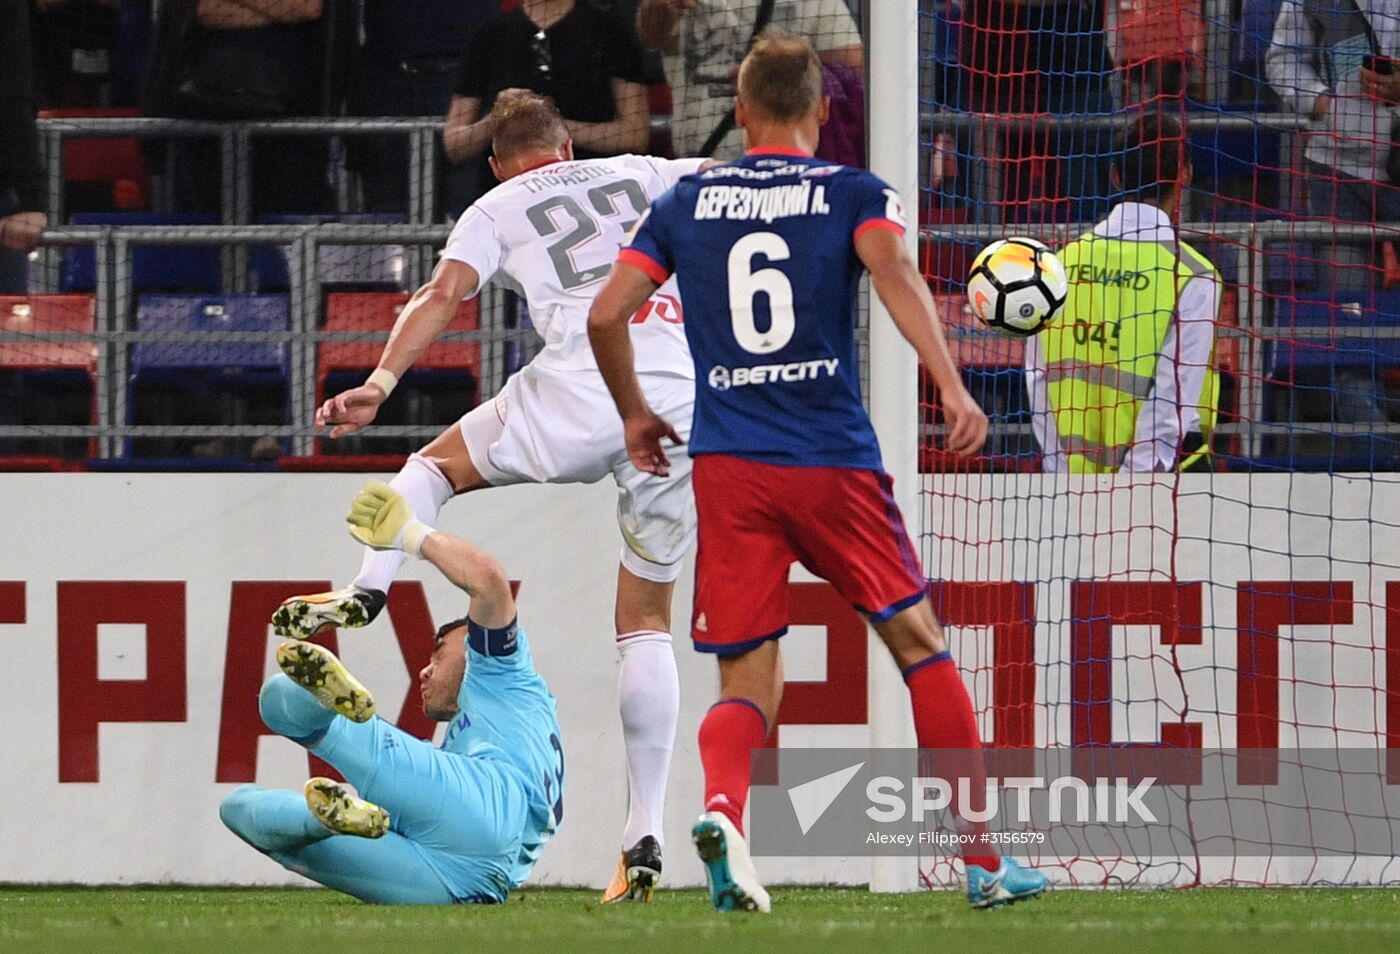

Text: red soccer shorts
xmin=690 ymin=453 xmax=928 ymax=655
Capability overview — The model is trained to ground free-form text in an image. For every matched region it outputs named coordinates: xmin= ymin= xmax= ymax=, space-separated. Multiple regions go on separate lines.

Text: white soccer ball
xmin=965 ymin=237 xmax=1068 ymax=338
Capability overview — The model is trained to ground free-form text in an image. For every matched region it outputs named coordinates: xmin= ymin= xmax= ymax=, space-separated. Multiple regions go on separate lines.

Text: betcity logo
xmin=707 ymin=358 xmax=840 ymax=391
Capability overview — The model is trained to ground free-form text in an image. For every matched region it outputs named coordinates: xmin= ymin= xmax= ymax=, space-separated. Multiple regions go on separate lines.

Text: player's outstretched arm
xmin=417 ymin=533 xmax=515 ymax=629
xmin=587 ymin=261 xmax=683 ymax=476
xmin=345 ymin=482 xmax=515 ymax=627
xmin=316 ymin=258 xmax=480 ymax=438
xmin=856 ymin=226 xmax=988 ymax=457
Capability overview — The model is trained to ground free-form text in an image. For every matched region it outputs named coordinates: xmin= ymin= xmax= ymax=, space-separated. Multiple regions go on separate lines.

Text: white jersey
xmin=443 ymin=154 xmax=705 ymax=377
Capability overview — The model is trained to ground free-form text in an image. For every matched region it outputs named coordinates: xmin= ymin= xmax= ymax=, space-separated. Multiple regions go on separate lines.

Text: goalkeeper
xmin=220 ymin=483 xmax=563 ymax=905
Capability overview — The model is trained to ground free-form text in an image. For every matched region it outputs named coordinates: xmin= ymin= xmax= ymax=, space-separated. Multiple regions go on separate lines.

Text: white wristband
xmin=367 ymin=367 xmax=398 ymax=398
xmin=401 ymin=519 xmax=432 ymax=558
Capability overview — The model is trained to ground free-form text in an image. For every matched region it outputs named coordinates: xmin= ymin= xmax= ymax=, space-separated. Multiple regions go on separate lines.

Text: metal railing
xmin=923 ymin=220 xmax=1400 ymax=459
xmin=4 ymin=223 xmax=531 ymax=458
xmin=36 ymin=109 xmax=1321 ymax=226
xmin=8 ymin=217 xmax=1396 ymax=461
xmin=15 ymin=113 xmax=1397 ymax=464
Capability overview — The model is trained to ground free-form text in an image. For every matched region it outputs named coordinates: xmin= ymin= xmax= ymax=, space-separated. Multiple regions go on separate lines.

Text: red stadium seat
xmin=319 ymin=293 xmax=481 ymax=375
xmin=0 ymin=295 xmax=98 ymax=371
xmin=315 ymin=293 xmax=482 ymax=455
xmin=920 ymin=222 xmax=979 ymax=292
xmin=277 ymin=454 xmax=409 ymax=473
xmin=0 ymin=455 xmax=88 ymax=472
xmin=38 ymin=108 xmax=149 ymax=212
xmin=933 ymin=292 xmax=1025 ymax=370
xmin=0 ymin=295 xmax=98 ymax=459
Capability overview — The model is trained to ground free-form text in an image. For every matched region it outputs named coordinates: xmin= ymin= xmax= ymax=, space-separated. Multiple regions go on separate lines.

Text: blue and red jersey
xmin=618 ymin=149 xmax=907 ymax=472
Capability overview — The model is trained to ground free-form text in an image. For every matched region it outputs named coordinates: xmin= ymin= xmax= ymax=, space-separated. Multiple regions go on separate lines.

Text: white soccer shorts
xmin=458 ymin=362 xmax=696 ymax=583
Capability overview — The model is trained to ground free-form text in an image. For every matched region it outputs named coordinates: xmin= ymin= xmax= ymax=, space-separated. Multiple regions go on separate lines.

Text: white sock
xmin=352 ymin=453 xmax=454 ymax=594
xmin=616 ymin=630 xmax=679 ymax=849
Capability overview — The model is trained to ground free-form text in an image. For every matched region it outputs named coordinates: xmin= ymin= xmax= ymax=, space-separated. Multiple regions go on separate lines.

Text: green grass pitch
xmin=3 ymin=886 xmax=1399 ymax=954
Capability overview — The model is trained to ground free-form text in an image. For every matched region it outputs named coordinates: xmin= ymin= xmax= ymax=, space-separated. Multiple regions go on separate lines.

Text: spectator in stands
xmin=1267 ymin=0 xmax=1400 ymax=296
xmin=443 ymin=0 xmax=650 ymax=208
xmin=353 ymin=0 xmax=499 ymax=214
xmin=145 ymin=0 xmax=352 ymax=215
xmin=636 ymin=0 xmax=864 ymax=160
xmin=1026 ymin=113 xmax=1222 ymax=473
xmin=958 ymin=0 xmax=1115 ymax=222
xmin=1113 ymin=0 xmax=1207 ymax=104
xmin=0 ymin=0 xmax=48 ymax=292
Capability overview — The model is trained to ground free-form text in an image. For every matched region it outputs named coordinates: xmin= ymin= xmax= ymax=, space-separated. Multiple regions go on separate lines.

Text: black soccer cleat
xmin=271 ymin=586 xmax=386 ymax=640
xmin=601 ymin=835 xmax=662 ymax=904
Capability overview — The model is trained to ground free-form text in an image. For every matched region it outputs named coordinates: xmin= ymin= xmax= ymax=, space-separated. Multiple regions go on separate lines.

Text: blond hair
xmin=490 ymin=90 xmax=569 ymax=161
xmin=737 ymin=31 xmax=825 ymax=122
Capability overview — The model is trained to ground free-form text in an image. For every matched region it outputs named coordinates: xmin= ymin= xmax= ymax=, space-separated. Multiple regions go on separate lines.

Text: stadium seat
xmin=249 ymin=214 xmax=408 ymax=293
xmin=85 ymin=457 xmax=278 ymax=473
xmin=38 ymin=108 xmax=148 ymax=212
xmin=61 ymin=213 xmax=221 ymax=293
xmin=277 ymin=454 xmax=409 ymax=472
xmin=128 ymin=295 xmax=290 ymax=459
xmin=920 ymin=222 xmax=980 ymax=291
xmin=934 ymin=292 xmax=1026 ymax=371
xmin=0 ymin=455 xmax=88 ymax=472
xmin=928 ymin=294 xmax=1037 ymax=460
xmin=1188 ymin=104 xmax=1286 ymax=218
xmin=0 ymin=295 xmax=97 ymax=460
xmin=1261 ymin=293 xmax=1400 ymax=469
xmin=1267 ymin=293 xmax=1400 ymax=379
xmin=314 ymin=293 xmax=481 ymax=456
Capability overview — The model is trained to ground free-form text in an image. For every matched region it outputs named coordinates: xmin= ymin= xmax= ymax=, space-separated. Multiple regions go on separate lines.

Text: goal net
xmin=914 ymin=0 xmax=1400 ymax=886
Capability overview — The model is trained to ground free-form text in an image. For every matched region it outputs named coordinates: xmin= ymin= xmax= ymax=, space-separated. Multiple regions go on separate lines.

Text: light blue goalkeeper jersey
xmin=441 ymin=623 xmax=563 ymax=888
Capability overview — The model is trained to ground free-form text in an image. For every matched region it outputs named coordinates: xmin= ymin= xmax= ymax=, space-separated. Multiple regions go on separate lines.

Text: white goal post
xmin=867 ymin=0 xmax=922 ymax=894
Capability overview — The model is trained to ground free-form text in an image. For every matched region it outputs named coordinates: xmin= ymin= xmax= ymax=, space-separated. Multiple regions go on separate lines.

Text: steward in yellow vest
xmin=1027 ymin=113 xmax=1221 ymax=473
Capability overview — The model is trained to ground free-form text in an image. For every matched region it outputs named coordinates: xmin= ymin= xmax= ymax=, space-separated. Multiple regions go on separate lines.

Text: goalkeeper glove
xmin=346 ymin=481 xmax=432 ymax=556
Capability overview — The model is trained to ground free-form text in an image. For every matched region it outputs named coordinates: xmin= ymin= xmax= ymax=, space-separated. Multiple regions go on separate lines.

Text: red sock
xmin=698 ymin=698 xmax=768 ymax=835
xmin=905 ymin=652 xmax=999 ymax=872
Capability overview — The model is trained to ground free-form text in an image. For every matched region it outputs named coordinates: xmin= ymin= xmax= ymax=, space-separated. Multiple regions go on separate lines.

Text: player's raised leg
xmin=304 ymin=777 xmax=391 ymax=839
xmin=254 ymin=652 xmax=528 ymax=903
xmin=273 ymin=423 xmax=486 ymax=640
xmin=274 ymin=641 xmax=378 ymax=722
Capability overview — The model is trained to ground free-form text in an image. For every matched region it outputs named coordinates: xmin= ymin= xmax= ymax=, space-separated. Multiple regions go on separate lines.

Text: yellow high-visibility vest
xmin=1043 ymin=231 xmax=1220 ymax=473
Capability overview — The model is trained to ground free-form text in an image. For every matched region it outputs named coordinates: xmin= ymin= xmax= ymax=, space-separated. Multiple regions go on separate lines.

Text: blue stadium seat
xmin=1261 ymin=293 xmax=1400 ymax=470
xmin=964 ymin=367 xmax=1037 ymax=459
xmin=249 ymin=213 xmax=408 ymax=293
xmin=1192 ymin=236 xmax=1310 ymax=295
xmin=1267 ymin=293 xmax=1400 ymax=379
xmin=61 ymin=213 xmax=221 ymax=292
xmin=132 ymin=294 xmax=287 ymax=374
xmin=1187 ymin=103 xmax=1286 ymax=217
xmin=1265 ymin=243 xmax=1319 ymax=293
xmin=128 ymin=294 xmax=290 ymax=459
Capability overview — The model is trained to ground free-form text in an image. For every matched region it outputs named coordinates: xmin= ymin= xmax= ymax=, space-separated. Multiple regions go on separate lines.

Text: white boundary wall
xmin=3 ymin=473 xmax=1398 ymax=887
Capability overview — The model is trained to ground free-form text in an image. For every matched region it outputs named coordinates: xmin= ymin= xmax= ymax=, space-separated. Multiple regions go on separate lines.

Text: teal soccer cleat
xmin=691 ymin=812 xmax=771 ymax=913
xmin=966 ymin=857 xmax=1049 ymax=909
